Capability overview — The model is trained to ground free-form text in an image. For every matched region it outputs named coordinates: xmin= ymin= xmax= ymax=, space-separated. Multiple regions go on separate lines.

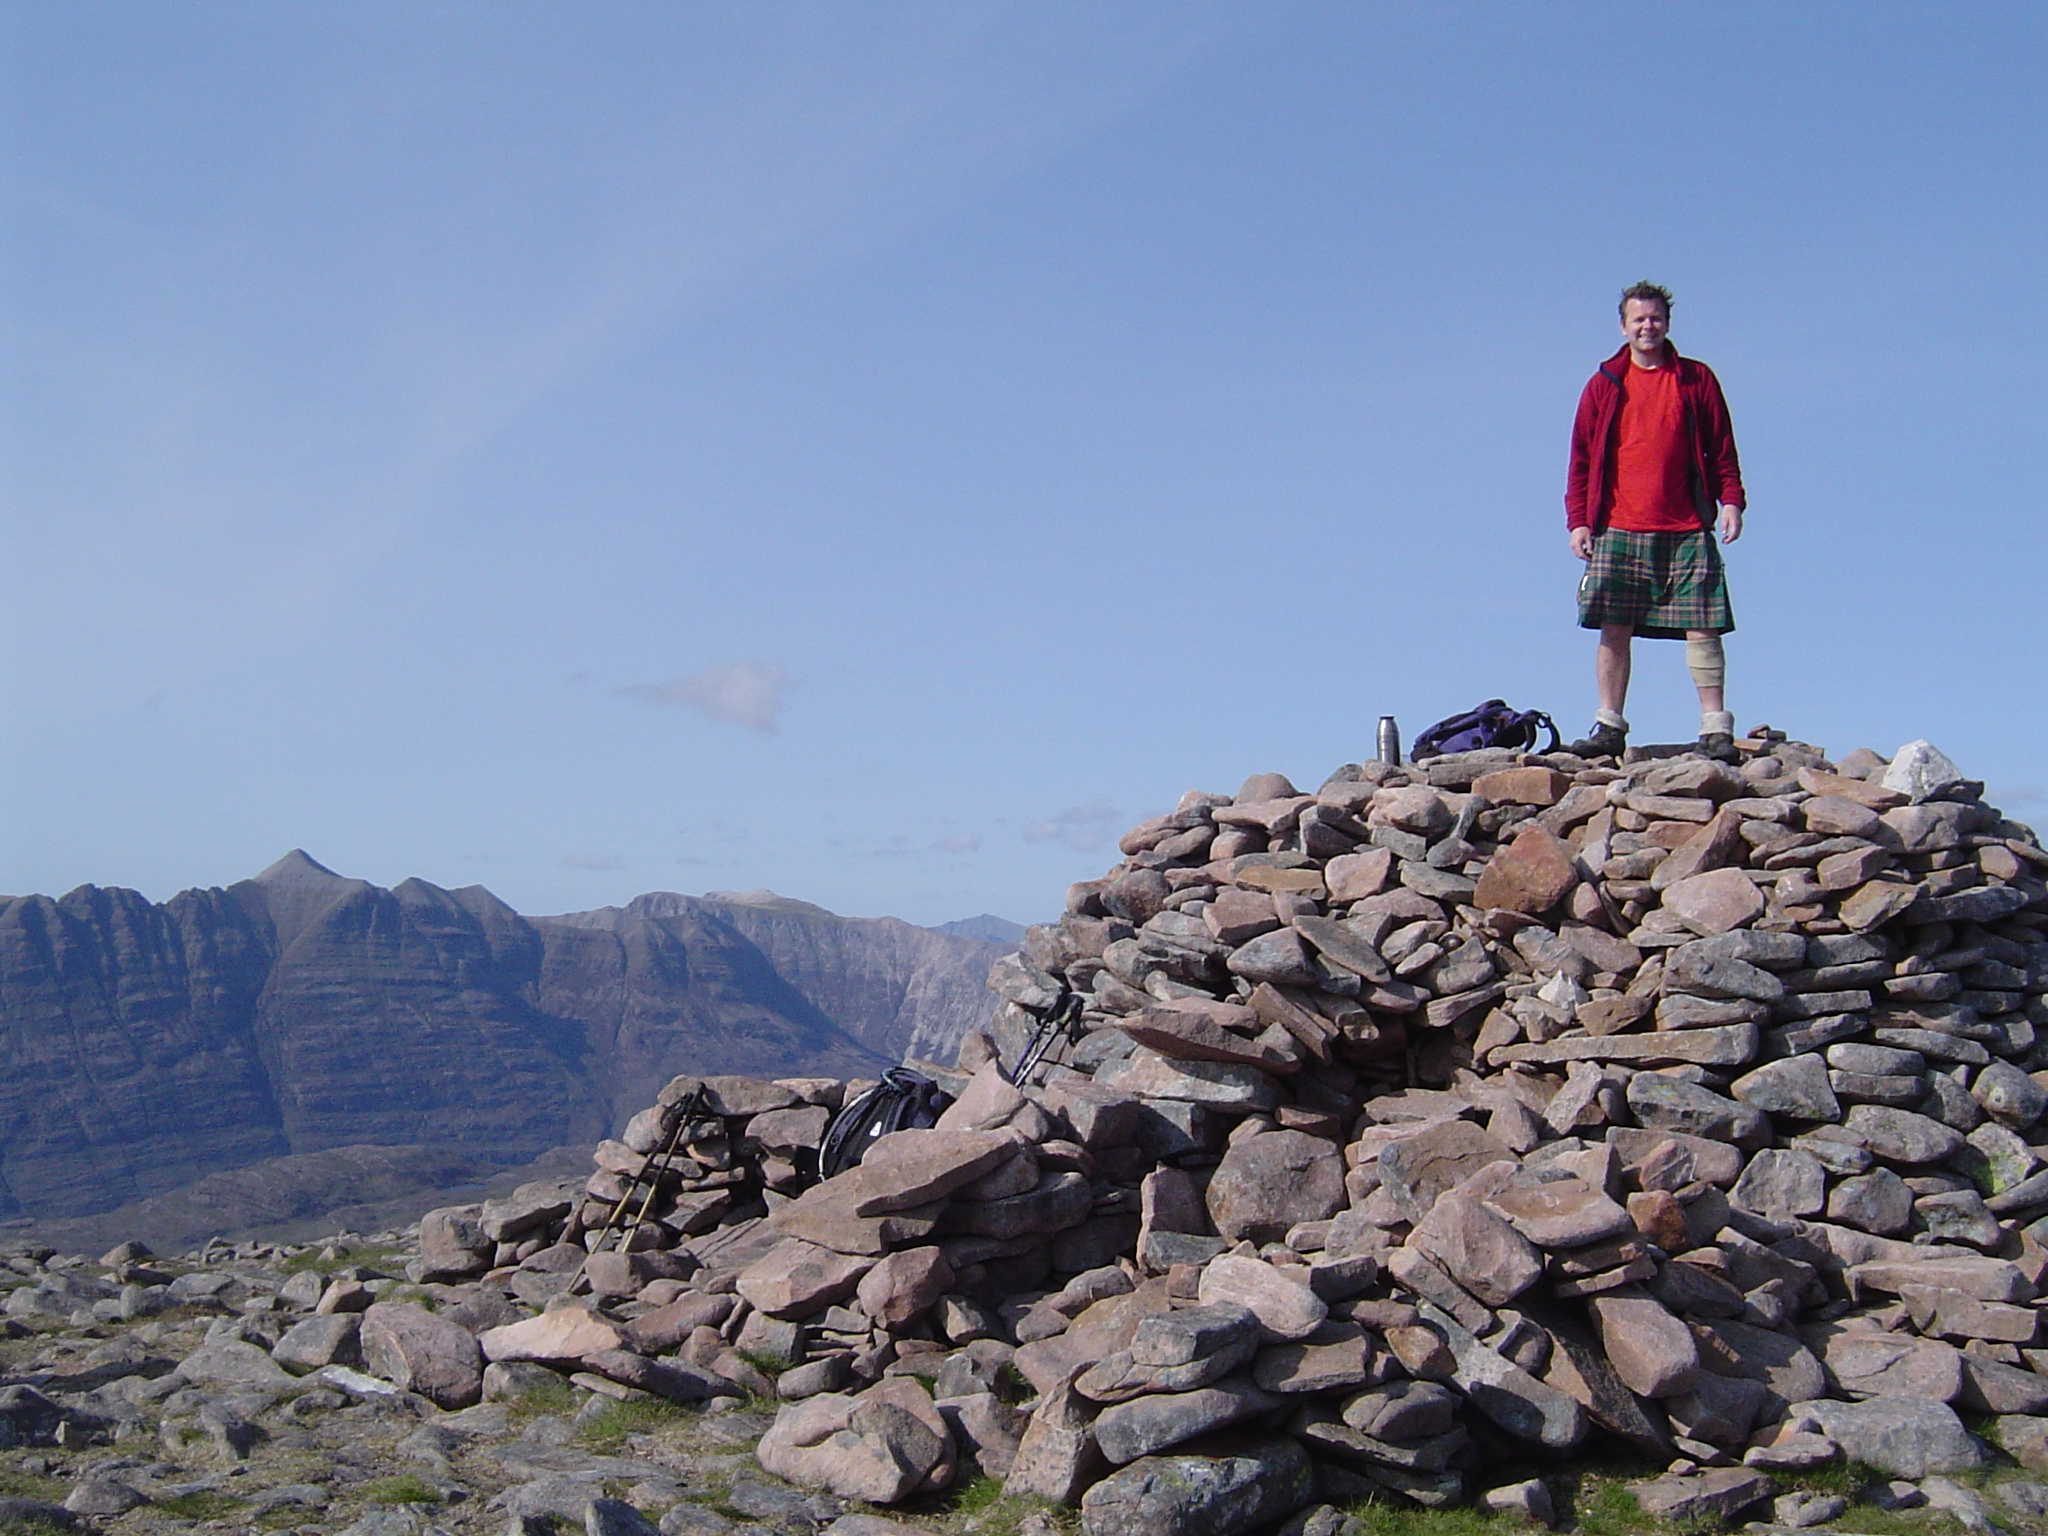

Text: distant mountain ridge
xmin=928 ymin=913 xmax=1028 ymax=943
xmin=0 ymin=853 xmax=1011 ymax=1223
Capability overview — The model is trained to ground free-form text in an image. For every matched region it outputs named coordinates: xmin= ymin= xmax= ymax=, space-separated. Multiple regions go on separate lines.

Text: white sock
xmin=1595 ymin=709 xmax=1628 ymax=732
xmin=1701 ymin=710 xmax=1735 ymax=736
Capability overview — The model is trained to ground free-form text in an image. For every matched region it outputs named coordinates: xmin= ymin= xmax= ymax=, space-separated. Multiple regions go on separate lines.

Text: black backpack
xmin=1411 ymin=700 xmax=1561 ymax=760
xmin=818 ymin=1068 xmax=954 ymax=1179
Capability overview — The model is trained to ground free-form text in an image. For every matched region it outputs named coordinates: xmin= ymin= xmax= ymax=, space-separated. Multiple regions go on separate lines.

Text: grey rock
xmin=1699 ymin=1319 xmax=1828 ymax=1409
xmin=1806 ymin=1323 xmax=1965 ymax=1401
xmin=1731 ymin=1055 xmax=1840 ymax=1121
xmin=1731 ymin=1149 xmax=1827 ymax=1219
xmin=1805 ymin=1396 xmax=1989 ymax=1477
xmin=1883 ymin=740 xmax=1968 ymax=802
xmin=1844 ymin=1104 xmax=1967 ymax=1163
xmin=1827 ymin=1168 xmax=1915 ymax=1234
xmin=1625 ymin=1074 xmax=1766 ymax=1147
xmin=1918 ymin=1189 xmax=2003 ymax=1248
xmin=1378 ymin=1122 xmax=1514 ymax=1224
xmin=1407 ymin=1193 xmax=1543 ymax=1308
xmin=1204 ymin=1131 xmax=1346 ymax=1245
xmin=1478 ymin=1479 xmax=1556 ymax=1526
xmin=1079 ymin=1435 xmax=1313 ymax=1536
xmin=1091 ymin=1377 xmax=1279 ymax=1464
xmin=1974 ymin=1060 xmax=2048 ymax=1127
xmin=1773 ymin=1492 xmax=1848 ymax=1528
xmin=63 ymin=1478 xmax=147 ymax=1516
xmin=272 ymin=1312 xmax=363 ymax=1373
xmin=1627 ymin=1469 xmax=1774 ymax=1524
xmin=587 ymin=1498 xmax=662 ymax=1536
xmin=1665 ymin=946 xmax=1784 ymax=1002
xmin=1416 ymin=1301 xmax=1586 ymax=1450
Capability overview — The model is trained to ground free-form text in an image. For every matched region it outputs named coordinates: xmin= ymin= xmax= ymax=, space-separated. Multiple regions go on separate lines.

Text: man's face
xmin=1620 ymin=298 xmax=1670 ymax=355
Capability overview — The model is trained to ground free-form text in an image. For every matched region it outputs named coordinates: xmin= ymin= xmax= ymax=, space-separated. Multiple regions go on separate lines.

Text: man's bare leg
xmin=1597 ymin=624 xmax=1633 ymax=718
xmin=1569 ymin=625 xmax=1634 ymax=757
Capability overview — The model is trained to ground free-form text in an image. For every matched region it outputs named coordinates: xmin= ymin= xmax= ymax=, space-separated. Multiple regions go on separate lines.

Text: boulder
xmin=1805 ymin=1397 xmax=1989 ymax=1478
xmin=1079 ymin=1435 xmax=1314 ymax=1536
xmin=756 ymin=1389 xmax=951 ymax=1504
xmin=359 ymin=1302 xmax=483 ymax=1409
xmin=1197 ymin=1255 xmax=1328 ymax=1341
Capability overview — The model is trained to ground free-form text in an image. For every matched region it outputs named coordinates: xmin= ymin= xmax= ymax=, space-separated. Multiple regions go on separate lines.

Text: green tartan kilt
xmin=1578 ymin=527 xmax=1735 ymax=640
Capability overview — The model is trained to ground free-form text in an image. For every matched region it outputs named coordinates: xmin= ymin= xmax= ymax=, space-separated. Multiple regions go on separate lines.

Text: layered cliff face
xmin=572 ymin=891 xmax=1013 ymax=1065
xmin=0 ymin=853 xmax=1007 ymax=1222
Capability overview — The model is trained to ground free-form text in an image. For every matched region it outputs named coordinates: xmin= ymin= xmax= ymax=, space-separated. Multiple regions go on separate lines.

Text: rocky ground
xmin=18 ymin=731 xmax=2048 ymax=1536
xmin=0 ymin=1230 xmax=992 ymax=1536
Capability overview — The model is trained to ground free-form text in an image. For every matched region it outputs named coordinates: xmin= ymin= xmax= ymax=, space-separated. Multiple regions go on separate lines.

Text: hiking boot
xmin=1568 ymin=722 xmax=1627 ymax=759
xmin=1697 ymin=730 xmax=1740 ymax=765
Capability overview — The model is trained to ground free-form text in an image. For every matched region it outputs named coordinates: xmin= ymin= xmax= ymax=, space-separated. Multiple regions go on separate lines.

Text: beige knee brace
xmin=1687 ymin=635 xmax=1726 ymax=690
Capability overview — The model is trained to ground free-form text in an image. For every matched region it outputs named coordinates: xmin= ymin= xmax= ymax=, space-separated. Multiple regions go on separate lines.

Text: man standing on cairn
xmin=1564 ymin=280 xmax=1746 ymax=763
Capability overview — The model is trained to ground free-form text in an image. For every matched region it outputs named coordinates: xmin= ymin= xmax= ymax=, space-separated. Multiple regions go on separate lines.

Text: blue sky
xmin=3 ymin=3 xmax=2044 ymax=926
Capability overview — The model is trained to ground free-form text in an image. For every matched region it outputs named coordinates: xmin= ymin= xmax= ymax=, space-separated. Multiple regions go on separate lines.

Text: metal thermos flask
xmin=1376 ymin=715 xmax=1401 ymax=766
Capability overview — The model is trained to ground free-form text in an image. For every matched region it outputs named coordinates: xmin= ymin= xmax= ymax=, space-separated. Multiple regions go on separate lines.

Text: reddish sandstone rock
xmin=1473 ymin=825 xmax=1579 ymax=914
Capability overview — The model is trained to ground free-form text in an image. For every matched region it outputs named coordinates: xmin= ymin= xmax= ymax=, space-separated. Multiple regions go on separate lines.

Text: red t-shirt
xmin=1606 ymin=360 xmax=1700 ymax=532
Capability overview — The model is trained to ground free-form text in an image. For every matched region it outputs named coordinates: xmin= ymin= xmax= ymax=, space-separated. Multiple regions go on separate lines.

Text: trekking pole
xmin=571 ymin=1085 xmax=710 ymax=1289
xmin=1010 ymin=990 xmax=1083 ymax=1086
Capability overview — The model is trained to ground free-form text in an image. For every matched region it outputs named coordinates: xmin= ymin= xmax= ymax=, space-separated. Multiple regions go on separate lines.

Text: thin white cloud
xmin=621 ymin=661 xmax=790 ymax=734
xmin=1025 ymin=799 xmax=1120 ymax=852
xmin=560 ymin=852 xmax=626 ymax=871
xmin=933 ymin=833 xmax=981 ymax=853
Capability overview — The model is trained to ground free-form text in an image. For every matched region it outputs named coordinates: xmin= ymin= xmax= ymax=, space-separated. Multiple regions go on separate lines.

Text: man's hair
xmin=1619 ymin=281 xmax=1673 ymax=317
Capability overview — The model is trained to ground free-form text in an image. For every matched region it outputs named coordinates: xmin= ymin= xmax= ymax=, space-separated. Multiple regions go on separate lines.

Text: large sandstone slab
xmin=844 ymin=1130 xmax=1028 ymax=1215
xmin=1492 ymin=1024 xmax=1759 ymax=1069
xmin=479 ymin=1309 xmax=624 ymax=1364
xmin=737 ymin=1240 xmax=876 ymax=1319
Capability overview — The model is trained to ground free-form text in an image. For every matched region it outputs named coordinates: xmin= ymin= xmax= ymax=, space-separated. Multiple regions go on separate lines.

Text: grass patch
xmin=364 ymin=1475 xmax=442 ymax=1506
xmin=1342 ymin=1498 xmax=1501 ymax=1536
xmin=1809 ymin=1508 xmax=1969 ymax=1536
xmin=1770 ymin=1457 xmax=1877 ymax=1499
xmin=505 ymin=1374 xmax=581 ymax=1425
xmin=153 ymin=1490 xmax=247 ymax=1520
xmin=278 ymin=1242 xmax=397 ymax=1277
xmin=880 ymin=1475 xmax=1072 ymax=1536
xmin=0 ymin=1514 xmax=74 ymax=1536
xmin=1558 ymin=1471 xmax=1652 ymax=1536
xmin=736 ymin=1347 xmax=789 ymax=1377
xmin=0 ymin=1471 xmax=64 ymax=1503
xmin=573 ymin=1397 xmax=696 ymax=1453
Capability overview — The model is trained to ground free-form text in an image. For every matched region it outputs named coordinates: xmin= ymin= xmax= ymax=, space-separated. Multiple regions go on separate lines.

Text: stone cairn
xmin=393 ymin=733 xmax=2048 ymax=1536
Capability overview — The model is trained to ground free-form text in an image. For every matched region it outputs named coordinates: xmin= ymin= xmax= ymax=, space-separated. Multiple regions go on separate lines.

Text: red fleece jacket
xmin=1565 ymin=343 xmax=1746 ymax=533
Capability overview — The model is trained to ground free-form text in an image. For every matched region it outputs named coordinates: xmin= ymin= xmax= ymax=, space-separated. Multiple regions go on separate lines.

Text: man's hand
xmin=1718 ymin=504 xmax=1743 ymax=543
xmin=1569 ymin=526 xmax=1593 ymax=560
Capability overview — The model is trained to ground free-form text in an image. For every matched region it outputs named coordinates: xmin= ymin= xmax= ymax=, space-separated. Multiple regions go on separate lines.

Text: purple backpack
xmin=1410 ymin=700 xmax=1561 ymax=760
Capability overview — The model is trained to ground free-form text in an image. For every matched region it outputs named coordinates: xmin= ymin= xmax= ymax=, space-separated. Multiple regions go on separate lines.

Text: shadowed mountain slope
xmin=0 ymin=853 xmax=1007 ymax=1223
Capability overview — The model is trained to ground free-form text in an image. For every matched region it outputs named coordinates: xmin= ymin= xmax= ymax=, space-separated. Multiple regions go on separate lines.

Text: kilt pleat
xmin=1577 ymin=527 xmax=1734 ymax=639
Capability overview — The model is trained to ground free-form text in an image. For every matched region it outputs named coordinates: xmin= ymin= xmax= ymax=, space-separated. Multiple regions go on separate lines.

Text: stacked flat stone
xmin=394 ymin=733 xmax=2048 ymax=1536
